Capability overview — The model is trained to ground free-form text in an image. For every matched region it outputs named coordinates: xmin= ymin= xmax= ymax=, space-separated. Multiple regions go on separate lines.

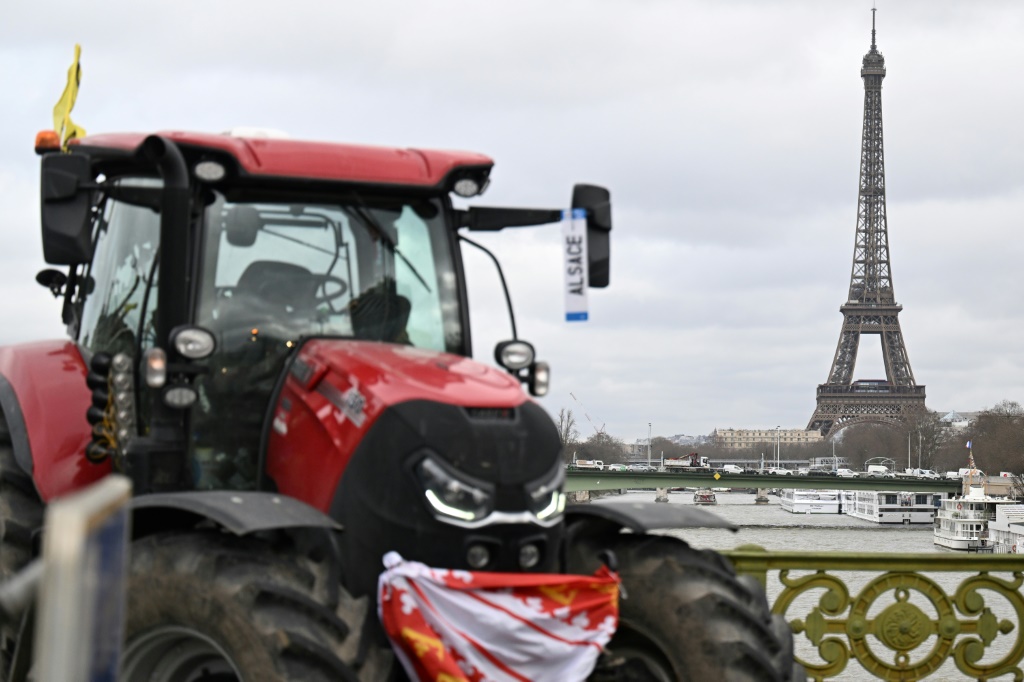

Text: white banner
xmin=562 ymin=208 xmax=588 ymax=322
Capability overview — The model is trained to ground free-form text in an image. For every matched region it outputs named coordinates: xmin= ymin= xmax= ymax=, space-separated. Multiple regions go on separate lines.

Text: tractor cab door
xmin=74 ymin=179 xmax=163 ymax=360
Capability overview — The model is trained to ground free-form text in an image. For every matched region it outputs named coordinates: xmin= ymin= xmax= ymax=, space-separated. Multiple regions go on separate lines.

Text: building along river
xmin=593 ymin=490 xmax=1022 ymax=681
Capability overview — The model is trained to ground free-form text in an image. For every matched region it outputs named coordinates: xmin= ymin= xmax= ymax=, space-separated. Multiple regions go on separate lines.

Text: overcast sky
xmin=2 ymin=1 xmax=1022 ymax=444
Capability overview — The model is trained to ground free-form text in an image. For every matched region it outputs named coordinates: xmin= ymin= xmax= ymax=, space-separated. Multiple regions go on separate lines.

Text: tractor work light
xmin=111 ymin=353 xmax=132 ymax=373
xmin=171 ymin=326 xmax=216 ymax=359
xmin=194 ymin=160 xmax=226 ymax=182
xmin=494 ymin=340 xmax=535 ymax=372
xmin=163 ymin=385 xmax=198 ymax=409
xmin=450 ymin=168 xmax=491 ymax=198
xmin=415 ymin=456 xmax=495 ymax=525
xmin=466 ymin=544 xmax=491 ymax=569
xmin=453 ymin=178 xmax=482 ymax=197
xmin=518 ymin=544 xmax=541 ymax=569
xmin=143 ymin=347 xmax=167 ymax=388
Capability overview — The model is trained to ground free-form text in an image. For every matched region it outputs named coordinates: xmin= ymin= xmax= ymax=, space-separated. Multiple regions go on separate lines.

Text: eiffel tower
xmin=807 ymin=10 xmax=926 ymax=438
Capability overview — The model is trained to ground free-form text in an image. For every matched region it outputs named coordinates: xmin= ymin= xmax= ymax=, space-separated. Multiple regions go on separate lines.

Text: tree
xmin=577 ymin=431 xmax=627 ymax=464
xmin=961 ymin=401 xmax=1024 ymax=475
xmin=990 ymin=400 xmax=1024 ymax=416
xmin=834 ymin=423 xmax=905 ymax=472
xmin=905 ymin=411 xmax=945 ymax=471
xmin=556 ymin=408 xmax=580 ymax=449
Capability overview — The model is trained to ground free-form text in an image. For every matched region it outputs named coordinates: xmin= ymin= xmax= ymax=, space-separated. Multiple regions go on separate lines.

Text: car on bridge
xmin=836 ymin=468 xmax=858 ymax=478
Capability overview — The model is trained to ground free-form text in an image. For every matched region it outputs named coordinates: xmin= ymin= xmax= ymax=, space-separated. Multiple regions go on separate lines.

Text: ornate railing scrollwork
xmin=723 ymin=546 xmax=1024 ymax=681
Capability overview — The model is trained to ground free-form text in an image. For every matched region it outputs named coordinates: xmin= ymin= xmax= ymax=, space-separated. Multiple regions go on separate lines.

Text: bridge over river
xmin=565 ymin=470 xmax=962 ymax=493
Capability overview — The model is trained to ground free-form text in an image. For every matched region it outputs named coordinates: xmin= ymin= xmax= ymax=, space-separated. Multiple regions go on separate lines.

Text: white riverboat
xmin=934 ymin=485 xmax=1020 ymax=550
xmin=780 ymin=489 xmax=840 ymax=514
xmin=985 ymin=504 xmax=1024 ymax=553
xmin=842 ymin=490 xmax=947 ymax=525
xmin=692 ymin=488 xmax=717 ymax=505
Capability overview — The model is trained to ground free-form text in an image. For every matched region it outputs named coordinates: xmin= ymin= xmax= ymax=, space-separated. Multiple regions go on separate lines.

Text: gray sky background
xmin=2 ymin=1 xmax=1022 ymax=444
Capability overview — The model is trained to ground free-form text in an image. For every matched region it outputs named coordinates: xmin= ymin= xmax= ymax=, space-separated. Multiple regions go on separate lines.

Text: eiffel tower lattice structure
xmin=807 ymin=10 xmax=926 ymax=438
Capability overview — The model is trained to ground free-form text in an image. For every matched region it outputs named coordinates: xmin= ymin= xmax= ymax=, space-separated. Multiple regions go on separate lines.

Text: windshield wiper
xmin=346 ymin=197 xmax=432 ymax=294
xmin=262 ymin=228 xmax=339 ymax=258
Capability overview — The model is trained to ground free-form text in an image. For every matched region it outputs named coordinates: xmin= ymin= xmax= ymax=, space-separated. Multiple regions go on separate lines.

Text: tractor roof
xmin=71 ymin=131 xmax=493 ymax=187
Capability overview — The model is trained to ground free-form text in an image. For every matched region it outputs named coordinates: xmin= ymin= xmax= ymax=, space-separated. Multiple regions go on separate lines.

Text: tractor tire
xmin=0 ymin=433 xmax=43 ymax=681
xmin=122 ymin=531 xmax=388 ymax=682
xmin=568 ymin=533 xmax=805 ymax=682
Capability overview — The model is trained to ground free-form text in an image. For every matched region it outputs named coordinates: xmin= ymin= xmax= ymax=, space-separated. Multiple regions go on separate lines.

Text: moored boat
xmin=934 ymin=485 xmax=1019 ymax=550
xmin=780 ymin=489 xmax=840 ymax=514
xmin=984 ymin=504 xmax=1024 ymax=553
xmin=843 ymin=490 xmax=947 ymax=525
xmin=693 ymin=488 xmax=717 ymax=505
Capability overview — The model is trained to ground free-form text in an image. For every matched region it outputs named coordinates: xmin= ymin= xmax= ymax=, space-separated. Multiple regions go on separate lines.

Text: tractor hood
xmin=296 ymin=339 xmax=529 ymax=410
xmin=266 ymin=338 xmax=560 ymax=512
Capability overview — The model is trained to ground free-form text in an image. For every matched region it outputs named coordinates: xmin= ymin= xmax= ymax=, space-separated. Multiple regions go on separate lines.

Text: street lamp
xmin=776 ymin=425 xmax=781 ymax=468
xmin=647 ymin=422 xmax=652 ymax=468
xmin=921 ymin=428 xmax=929 ymax=471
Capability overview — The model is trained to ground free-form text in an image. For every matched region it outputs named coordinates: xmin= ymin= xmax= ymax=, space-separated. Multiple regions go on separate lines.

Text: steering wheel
xmin=311 ymin=274 xmax=349 ymax=315
xmin=246 ymin=273 xmax=348 ymax=304
xmin=312 ymin=274 xmax=348 ymax=303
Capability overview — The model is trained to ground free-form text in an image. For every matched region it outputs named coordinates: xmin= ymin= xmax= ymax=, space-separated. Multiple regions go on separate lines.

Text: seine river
xmin=593 ymin=490 xmax=1019 ymax=681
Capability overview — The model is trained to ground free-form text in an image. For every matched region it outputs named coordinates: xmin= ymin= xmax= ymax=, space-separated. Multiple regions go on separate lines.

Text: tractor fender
xmin=131 ymin=490 xmax=342 ymax=539
xmin=0 ymin=340 xmax=101 ymax=500
xmin=564 ymin=500 xmax=736 ymax=541
xmin=0 ymin=373 xmax=32 ymax=475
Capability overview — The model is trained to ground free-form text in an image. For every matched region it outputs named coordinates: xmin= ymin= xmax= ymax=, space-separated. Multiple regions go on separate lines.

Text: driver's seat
xmin=233 ymin=260 xmax=319 ymax=317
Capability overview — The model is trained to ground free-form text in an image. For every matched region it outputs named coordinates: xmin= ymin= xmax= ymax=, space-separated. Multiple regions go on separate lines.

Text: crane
xmin=569 ymin=392 xmax=606 ymax=436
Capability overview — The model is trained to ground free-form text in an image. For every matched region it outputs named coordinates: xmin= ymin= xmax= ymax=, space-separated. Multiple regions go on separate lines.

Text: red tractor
xmin=0 ymin=129 xmax=800 ymax=680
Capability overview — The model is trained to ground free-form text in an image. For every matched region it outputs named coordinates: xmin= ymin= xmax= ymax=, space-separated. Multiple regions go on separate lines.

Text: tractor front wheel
xmin=568 ymin=533 xmax=804 ymax=682
xmin=122 ymin=531 xmax=374 ymax=682
xmin=0 ymin=435 xmax=43 ymax=681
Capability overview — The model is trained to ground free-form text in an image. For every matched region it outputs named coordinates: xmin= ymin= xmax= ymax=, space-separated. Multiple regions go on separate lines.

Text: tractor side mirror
xmin=40 ymin=153 xmax=94 ymax=265
xmin=35 ymin=269 xmax=68 ymax=298
xmin=571 ymin=184 xmax=612 ymax=289
xmin=225 ymin=204 xmax=262 ymax=247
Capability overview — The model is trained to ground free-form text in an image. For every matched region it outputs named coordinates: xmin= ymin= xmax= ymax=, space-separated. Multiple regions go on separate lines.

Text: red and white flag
xmin=377 ymin=552 xmax=620 ymax=682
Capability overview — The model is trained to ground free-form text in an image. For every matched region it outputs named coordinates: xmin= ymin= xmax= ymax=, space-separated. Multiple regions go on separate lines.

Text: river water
xmin=592 ymin=490 xmax=1020 ymax=681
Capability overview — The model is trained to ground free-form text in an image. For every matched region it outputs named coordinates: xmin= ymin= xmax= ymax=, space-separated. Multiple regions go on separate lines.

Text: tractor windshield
xmin=190 ymin=193 xmax=463 ymax=489
xmin=196 ymin=193 xmax=462 ymax=352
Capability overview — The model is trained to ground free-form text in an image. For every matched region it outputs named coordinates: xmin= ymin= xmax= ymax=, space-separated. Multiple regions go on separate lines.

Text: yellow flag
xmin=53 ymin=44 xmax=87 ymax=150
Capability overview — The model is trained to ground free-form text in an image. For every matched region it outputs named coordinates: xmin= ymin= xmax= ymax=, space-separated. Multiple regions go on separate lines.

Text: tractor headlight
xmin=526 ymin=466 xmax=566 ymax=521
xmin=415 ymin=457 xmax=495 ymax=524
xmin=171 ymin=326 xmax=217 ymax=359
xmin=494 ymin=340 xmax=535 ymax=372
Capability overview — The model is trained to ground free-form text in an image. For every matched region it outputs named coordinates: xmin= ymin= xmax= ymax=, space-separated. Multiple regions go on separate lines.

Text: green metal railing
xmin=723 ymin=545 xmax=1024 ymax=681
xmin=564 ymin=471 xmax=961 ymax=493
